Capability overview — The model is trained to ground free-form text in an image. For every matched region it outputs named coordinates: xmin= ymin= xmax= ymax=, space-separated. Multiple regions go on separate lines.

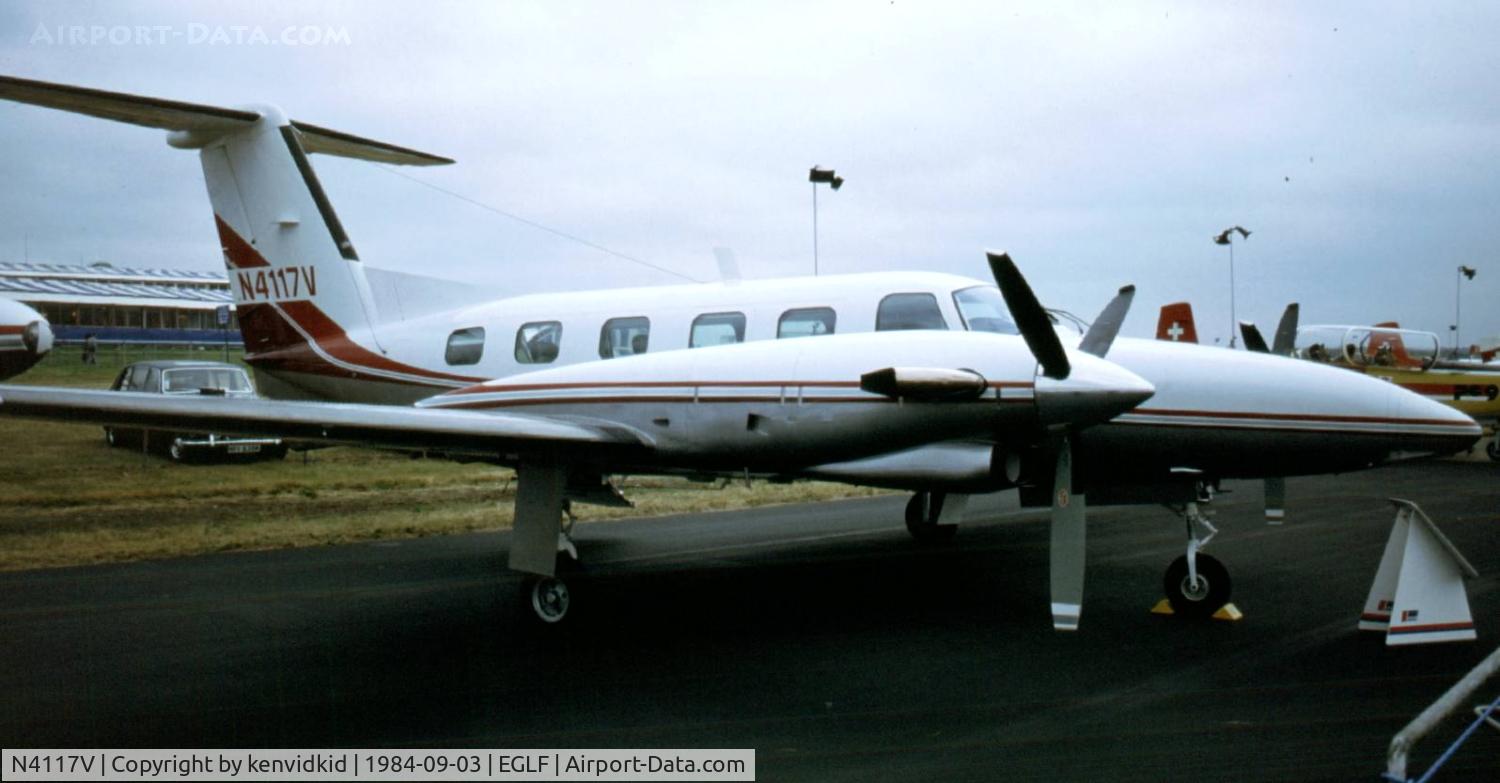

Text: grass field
xmin=0 ymin=346 xmax=888 ymax=571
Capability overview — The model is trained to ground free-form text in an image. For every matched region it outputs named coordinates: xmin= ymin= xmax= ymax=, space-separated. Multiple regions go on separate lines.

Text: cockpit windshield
xmin=952 ymin=286 xmax=1019 ymax=335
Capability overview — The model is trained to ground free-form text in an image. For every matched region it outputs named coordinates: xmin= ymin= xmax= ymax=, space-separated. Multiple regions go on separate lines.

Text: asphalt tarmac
xmin=2 ymin=460 xmax=1497 ymax=782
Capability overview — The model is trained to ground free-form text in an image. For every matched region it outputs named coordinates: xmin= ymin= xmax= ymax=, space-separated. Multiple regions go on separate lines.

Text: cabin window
xmin=599 ymin=316 xmax=650 ymax=358
xmin=876 ymin=293 xmax=949 ymax=331
xmin=952 ymin=286 xmax=1019 ymax=334
xmin=777 ymin=307 xmax=836 ymax=338
xmin=689 ymin=312 xmax=746 ymax=348
xmin=514 ymin=321 xmax=562 ymax=364
xmin=445 ymin=326 xmax=486 ymax=366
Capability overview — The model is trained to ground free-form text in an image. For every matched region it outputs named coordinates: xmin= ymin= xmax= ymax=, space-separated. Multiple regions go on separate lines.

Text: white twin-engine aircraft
xmin=0 ymin=297 xmax=53 ymax=381
xmin=0 ymin=76 xmax=1481 ymax=628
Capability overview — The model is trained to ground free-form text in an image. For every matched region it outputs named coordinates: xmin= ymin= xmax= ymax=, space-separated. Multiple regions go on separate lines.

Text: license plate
xmin=226 ymin=444 xmax=261 ymax=454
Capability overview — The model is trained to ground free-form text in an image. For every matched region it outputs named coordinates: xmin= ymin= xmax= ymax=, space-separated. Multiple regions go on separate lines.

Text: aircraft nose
xmin=23 ymin=320 xmax=53 ymax=356
xmin=1393 ymin=384 xmax=1482 ymax=455
xmin=1034 ymin=353 xmax=1155 ymax=428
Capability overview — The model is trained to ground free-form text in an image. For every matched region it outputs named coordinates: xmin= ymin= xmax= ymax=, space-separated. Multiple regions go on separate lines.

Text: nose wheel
xmin=1163 ymin=553 xmax=1231 ymax=618
xmin=1159 ymin=496 xmax=1235 ymax=619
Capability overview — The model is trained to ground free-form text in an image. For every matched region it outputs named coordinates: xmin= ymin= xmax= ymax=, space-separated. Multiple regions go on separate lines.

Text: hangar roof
xmin=0 ymin=261 xmax=230 ymax=307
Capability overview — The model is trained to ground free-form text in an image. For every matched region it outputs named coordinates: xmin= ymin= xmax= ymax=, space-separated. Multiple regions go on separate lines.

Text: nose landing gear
xmin=1160 ymin=496 xmax=1235 ymax=619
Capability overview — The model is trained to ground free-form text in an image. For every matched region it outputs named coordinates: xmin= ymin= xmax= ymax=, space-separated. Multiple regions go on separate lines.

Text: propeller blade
xmin=1240 ymin=321 xmax=1269 ymax=353
xmin=986 ymin=251 xmax=1071 ymax=380
xmin=1049 ymin=435 xmax=1086 ymax=631
xmin=1264 ymin=477 xmax=1286 ymax=525
xmin=1272 ymin=303 xmax=1300 ymax=356
xmin=1078 ymin=284 xmax=1135 ymax=358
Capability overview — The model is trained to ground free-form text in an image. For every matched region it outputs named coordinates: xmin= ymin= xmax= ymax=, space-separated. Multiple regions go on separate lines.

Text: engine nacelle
xmin=0 ymin=299 xmax=53 ymax=381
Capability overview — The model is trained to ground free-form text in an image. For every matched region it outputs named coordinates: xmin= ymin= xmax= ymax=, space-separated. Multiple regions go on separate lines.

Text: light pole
xmin=809 ymin=166 xmax=843 ymax=276
xmin=1454 ymin=265 xmax=1477 ymax=357
xmin=1213 ymin=225 xmax=1251 ymax=347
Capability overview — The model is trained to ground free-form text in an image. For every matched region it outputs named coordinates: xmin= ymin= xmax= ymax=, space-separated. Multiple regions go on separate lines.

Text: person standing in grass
xmin=83 ymin=332 xmax=97 ymax=365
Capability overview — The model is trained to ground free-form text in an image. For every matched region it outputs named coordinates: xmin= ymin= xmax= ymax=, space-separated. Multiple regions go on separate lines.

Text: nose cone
xmin=1393 ymin=384 xmax=1483 ymax=455
xmin=24 ymin=319 xmax=53 ymax=356
xmin=1035 ymin=352 xmax=1155 ymax=428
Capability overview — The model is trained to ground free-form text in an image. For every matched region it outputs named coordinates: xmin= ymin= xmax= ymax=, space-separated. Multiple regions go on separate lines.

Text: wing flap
xmin=0 ymin=385 xmax=648 ymax=456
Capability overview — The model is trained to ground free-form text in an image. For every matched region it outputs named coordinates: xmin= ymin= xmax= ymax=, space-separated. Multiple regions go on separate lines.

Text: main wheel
xmin=1163 ymin=553 xmax=1231 ymax=619
xmin=104 ymin=427 xmax=120 ymax=448
xmin=1486 ymin=437 xmax=1500 ymax=462
xmin=168 ymin=438 xmax=190 ymax=463
xmin=905 ymin=492 xmax=958 ymax=544
xmin=523 ymin=576 xmax=571 ymax=624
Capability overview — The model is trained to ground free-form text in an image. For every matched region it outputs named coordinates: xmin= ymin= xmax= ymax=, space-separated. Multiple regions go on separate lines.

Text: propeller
xmin=1239 ymin=305 xmax=1299 ymax=524
xmin=987 ymin=251 xmax=1070 ymax=380
xmin=1078 ymin=285 xmax=1135 ymax=358
xmin=1239 ymin=321 xmax=1270 ymax=353
xmin=985 ymin=251 xmax=1146 ymax=630
xmin=1271 ymin=303 xmax=1299 ymax=356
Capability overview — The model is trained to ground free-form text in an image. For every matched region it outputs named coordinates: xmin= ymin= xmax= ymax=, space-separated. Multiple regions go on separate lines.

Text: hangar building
xmin=0 ymin=260 xmax=240 ymax=345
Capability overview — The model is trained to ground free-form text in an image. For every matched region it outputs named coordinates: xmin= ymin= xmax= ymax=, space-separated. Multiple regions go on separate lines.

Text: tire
xmin=264 ymin=444 xmax=289 ymax=461
xmin=1163 ymin=553 xmax=1231 ymax=619
xmin=1487 ymin=437 xmax=1500 ymax=463
xmin=522 ymin=576 xmax=571 ymax=624
xmin=104 ymin=427 xmax=119 ymax=448
xmin=905 ymin=492 xmax=959 ymax=544
xmin=168 ymin=438 xmax=190 ymax=464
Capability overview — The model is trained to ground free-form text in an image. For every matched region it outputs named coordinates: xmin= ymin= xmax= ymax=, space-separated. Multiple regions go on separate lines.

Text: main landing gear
xmin=905 ymin=491 xmax=964 ymax=543
xmin=1161 ymin=496 xmax=1233 ymax=619
xmin=520 ymin=500 xmax=581 ymax=625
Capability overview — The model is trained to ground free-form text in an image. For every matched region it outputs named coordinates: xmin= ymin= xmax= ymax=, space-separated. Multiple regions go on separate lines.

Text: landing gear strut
xmin=905 ymin=491 xmax=960 ymax=543
xmin=1162 ymin=497 xmax=1233 ymax=619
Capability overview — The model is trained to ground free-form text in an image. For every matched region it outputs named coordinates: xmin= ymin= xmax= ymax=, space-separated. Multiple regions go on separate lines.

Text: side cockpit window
xmin=952 ymin=286 xmax=1019 ymax=334
xmin=445 ymin=326 xmax=486 ymax=366
xmin=514 ymin=321 xmax=562 ymax=364
xmin=876 ymin=292 xmax=948 ymax=331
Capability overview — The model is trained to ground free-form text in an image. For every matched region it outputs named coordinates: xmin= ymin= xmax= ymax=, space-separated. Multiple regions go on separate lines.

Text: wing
xmin=0 ymin=385 xmax=649 ymax=457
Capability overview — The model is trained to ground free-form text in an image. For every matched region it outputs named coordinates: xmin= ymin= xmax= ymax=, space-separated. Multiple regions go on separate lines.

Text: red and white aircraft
xmin=0 ymin=76 xmax=1480 ymax=628
xmin=0 ymin=297 xmax=53 ymax=381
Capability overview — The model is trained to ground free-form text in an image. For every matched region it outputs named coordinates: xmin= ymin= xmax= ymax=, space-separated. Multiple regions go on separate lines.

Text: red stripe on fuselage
xmin=442 ymin=379 xmax=1035 ymax=396
xmin=243 ymin=298 xmax=483 ymax=387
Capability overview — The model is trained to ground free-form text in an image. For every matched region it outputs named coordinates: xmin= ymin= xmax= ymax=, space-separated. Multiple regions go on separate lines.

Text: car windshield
xmin=162 ymin=367 xmax=253 ymax=394
xmin=953 ymin=286 xmax=1019 ymax=334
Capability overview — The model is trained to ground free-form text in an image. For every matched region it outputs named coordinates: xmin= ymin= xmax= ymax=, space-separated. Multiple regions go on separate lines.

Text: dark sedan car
xmin=104 ymin=360 xmax=286 ymax=462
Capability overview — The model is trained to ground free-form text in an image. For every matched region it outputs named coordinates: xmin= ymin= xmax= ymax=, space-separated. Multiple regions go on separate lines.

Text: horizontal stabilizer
xmin=0 ymin=74 xmax=452 ymax=166
xmin=0 ymin=73 xmax=255 ymax=131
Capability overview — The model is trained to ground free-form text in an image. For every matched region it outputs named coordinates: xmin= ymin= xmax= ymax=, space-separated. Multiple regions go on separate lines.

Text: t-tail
xmin=1155 ymin=302 xmax=1199 ymax=343
xmin=0 ymin=75 xmax=452 ymax=398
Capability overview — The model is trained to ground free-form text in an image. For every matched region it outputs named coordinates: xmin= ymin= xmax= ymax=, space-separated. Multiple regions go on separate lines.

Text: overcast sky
xmin=1 ymin=1 xmax=1497 ymax=346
